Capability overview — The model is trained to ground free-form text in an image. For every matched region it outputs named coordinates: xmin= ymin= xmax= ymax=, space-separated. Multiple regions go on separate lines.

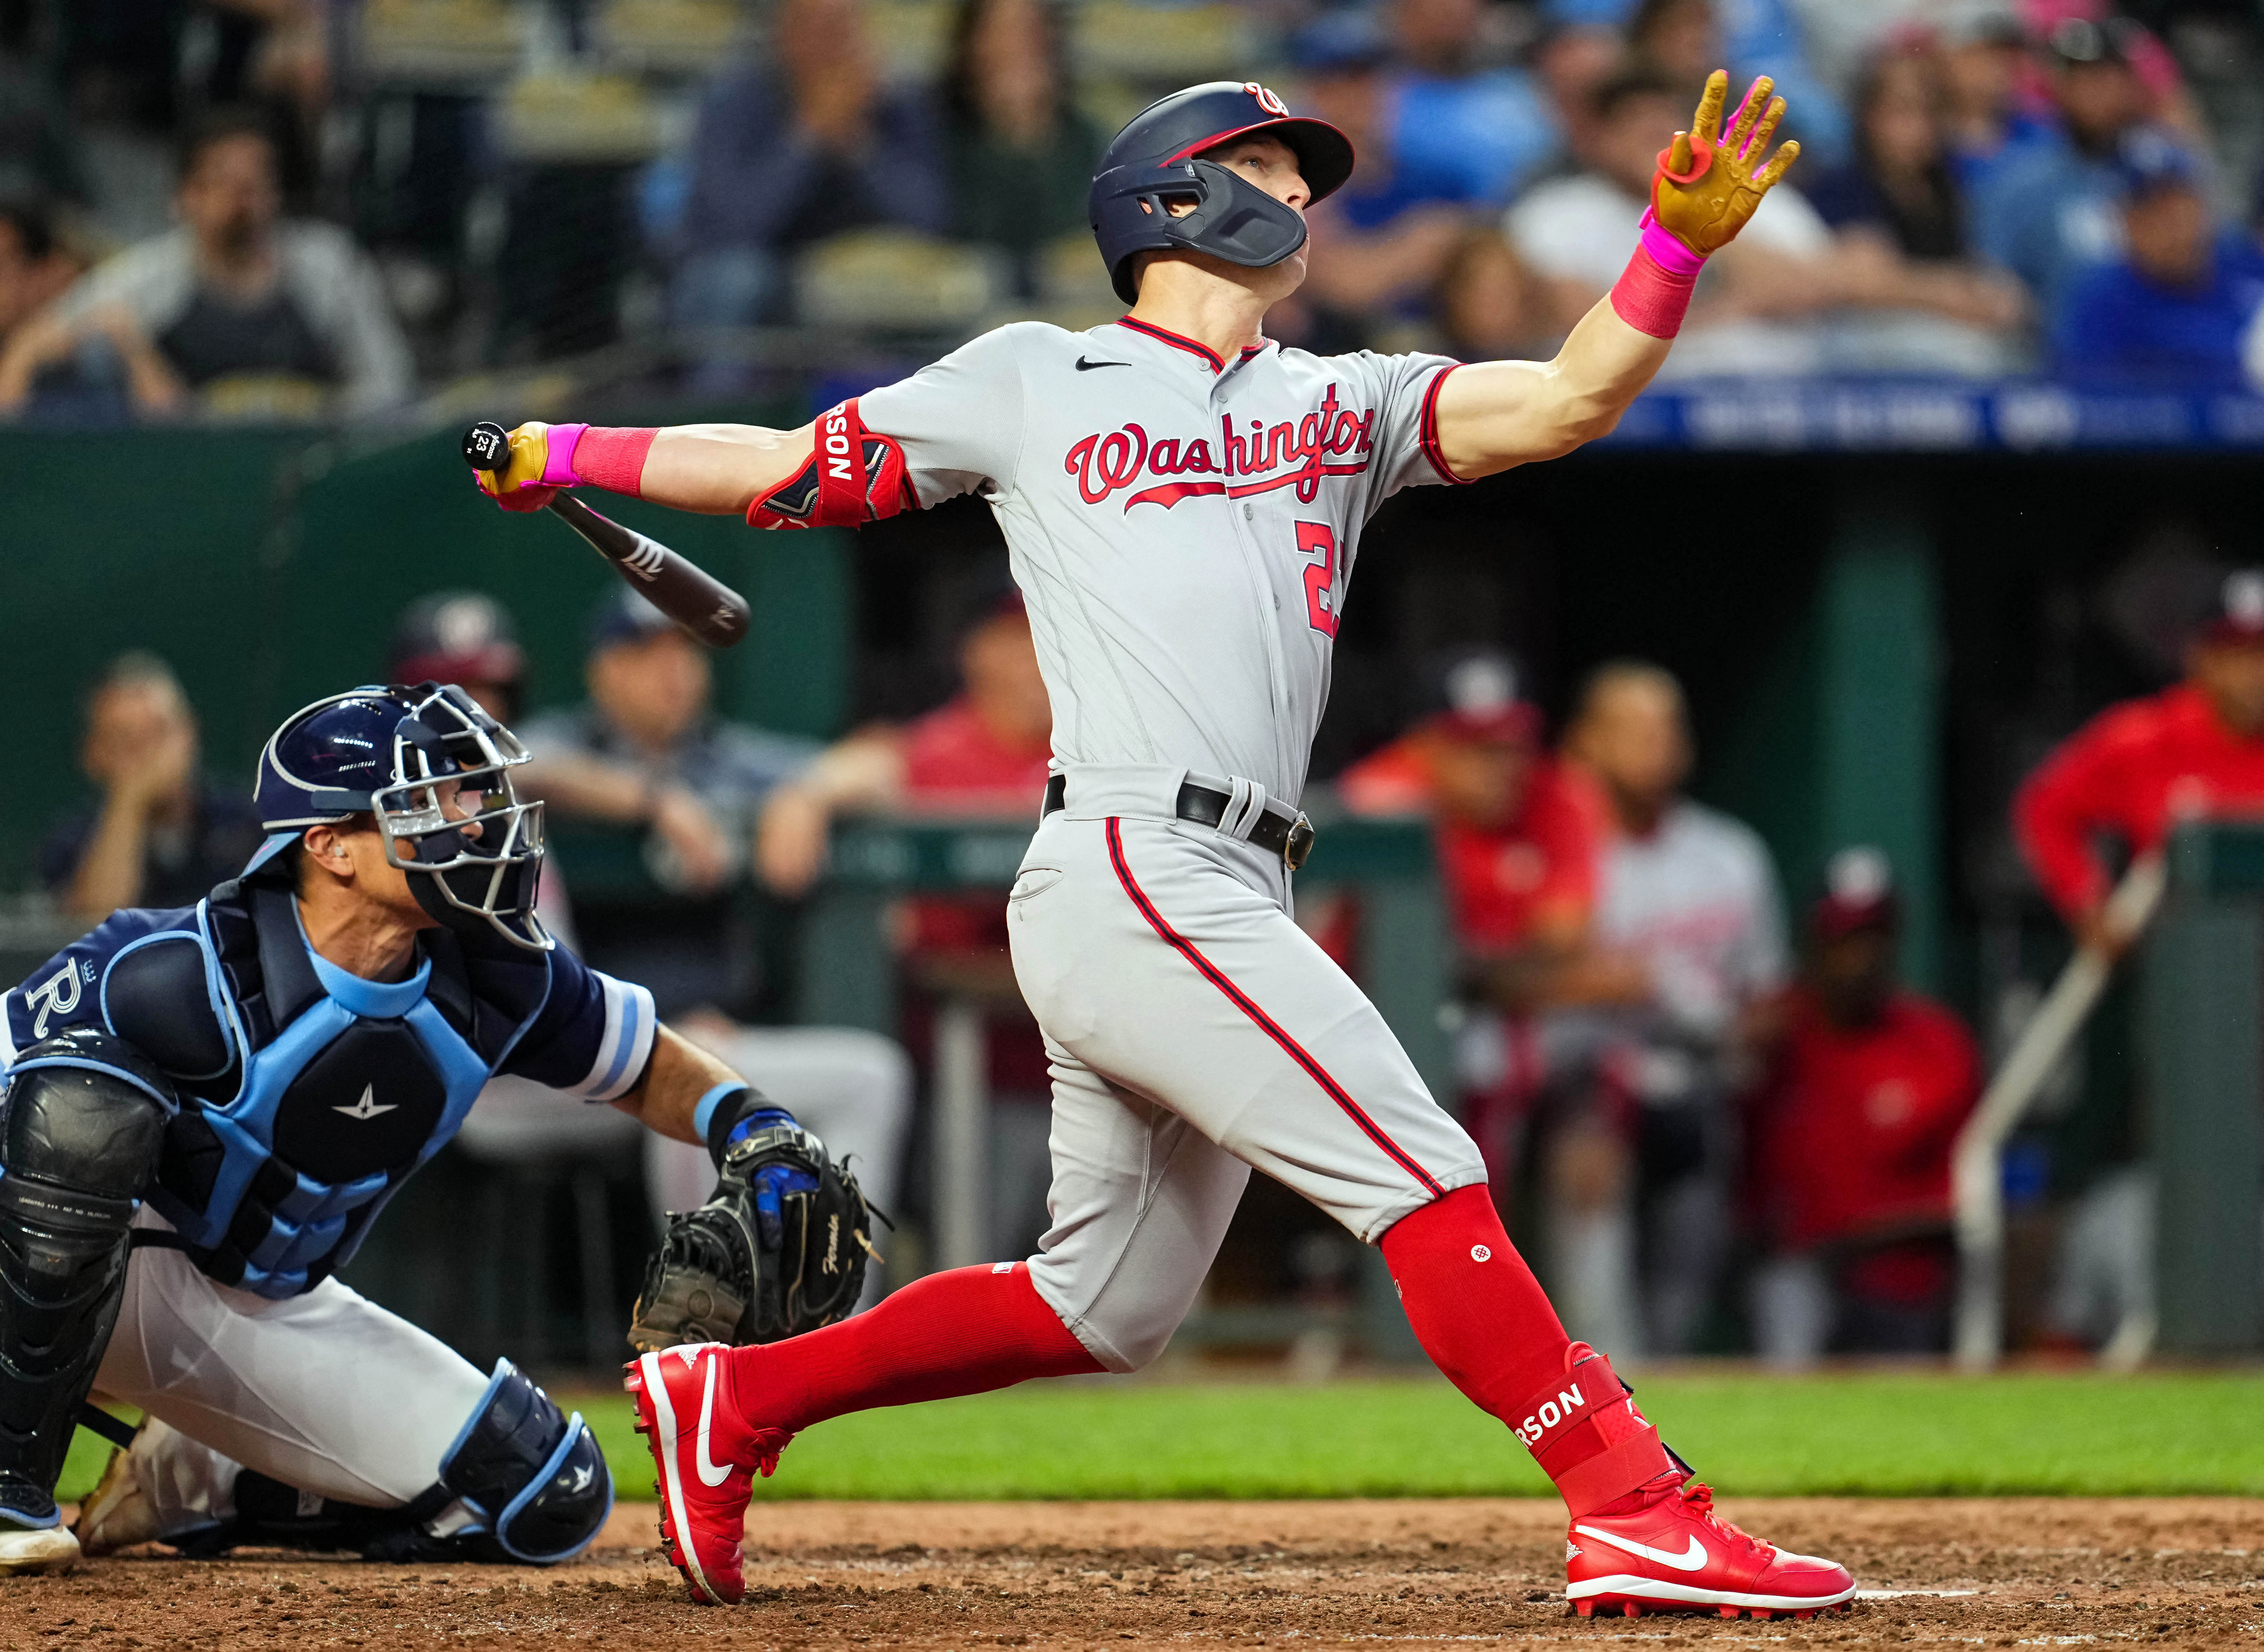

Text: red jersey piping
xmin=1418 ymin=363 xmax=1473 ymax=485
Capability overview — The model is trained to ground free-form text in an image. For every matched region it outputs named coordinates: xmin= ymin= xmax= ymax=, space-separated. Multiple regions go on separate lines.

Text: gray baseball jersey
xmin=858 ymin=317 xmax=1467 ymax=804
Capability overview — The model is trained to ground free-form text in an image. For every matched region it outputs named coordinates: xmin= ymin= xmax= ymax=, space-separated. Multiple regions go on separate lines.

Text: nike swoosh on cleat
xmin=695 ymin=1354 xmax=734 ymax=1488
xmin=1075 ymin=357 xmax=1128 ymax=371
xmin=641 ymin=1350 xmax=717 ymax=1603
xmin=1572 ymin=1526 xmax=1709 ymax=1572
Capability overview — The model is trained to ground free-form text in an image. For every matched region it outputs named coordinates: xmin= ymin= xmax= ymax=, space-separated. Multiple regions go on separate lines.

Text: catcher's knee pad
xmin=0 ymin=1031 xmax=171 ymax=1523
xmin=436 ymin=1359 xmax=612 ymax=1564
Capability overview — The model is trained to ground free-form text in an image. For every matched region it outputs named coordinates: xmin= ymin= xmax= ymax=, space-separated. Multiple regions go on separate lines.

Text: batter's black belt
xmin=1042 ymin=773 xmax=1316 ymax=871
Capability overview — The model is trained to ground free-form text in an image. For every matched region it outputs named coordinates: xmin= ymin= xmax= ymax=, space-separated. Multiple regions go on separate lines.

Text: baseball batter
xmin=479 ymin=75 xmax=1854 ymax=1621
xmin=0 ymin=684 xmax=869 ymax=1574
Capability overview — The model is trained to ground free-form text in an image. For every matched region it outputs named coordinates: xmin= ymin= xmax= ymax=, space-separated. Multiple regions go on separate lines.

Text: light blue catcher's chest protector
xmin=116 ymin=878 xmax=553 ymax=1297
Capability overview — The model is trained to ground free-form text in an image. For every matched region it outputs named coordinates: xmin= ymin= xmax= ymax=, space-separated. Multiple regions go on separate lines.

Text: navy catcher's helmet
xmin=1089 ymin=80 xmax=1355 ymax=304
xmin=253 ymin=682 xmax=550 ymax=951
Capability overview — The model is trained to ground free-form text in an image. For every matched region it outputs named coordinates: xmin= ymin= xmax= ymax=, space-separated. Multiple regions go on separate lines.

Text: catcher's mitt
xmin=628 ymin=1118 xmax=877 ymax=1352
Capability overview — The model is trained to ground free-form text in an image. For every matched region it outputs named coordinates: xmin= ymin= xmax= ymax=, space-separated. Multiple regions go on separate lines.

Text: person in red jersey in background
xmin=760 ymin=585 xmax=1058 ymax=1254
xmin=1742 ymin=848 xmax=1982 ymax=1366
xmin=2017 ymin=568 xmax=2264 ymax=956
xmin=1338 ymin=651 xmax=1608 ymax=1193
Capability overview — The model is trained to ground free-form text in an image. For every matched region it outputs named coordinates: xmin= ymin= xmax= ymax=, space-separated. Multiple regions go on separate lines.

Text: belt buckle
xmin=1283 ymin=812 xmax=1316 ymax=872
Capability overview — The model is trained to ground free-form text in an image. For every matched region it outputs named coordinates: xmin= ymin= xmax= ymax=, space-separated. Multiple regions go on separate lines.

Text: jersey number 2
xmin=1296 ymin=521 xmax=1340 ymax=639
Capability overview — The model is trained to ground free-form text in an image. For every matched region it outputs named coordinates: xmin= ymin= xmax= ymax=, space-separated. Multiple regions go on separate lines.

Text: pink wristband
xmin=1608 ymin=211 xmax=1706 ymax=340
xmin=538 ymin=422 xmax=589 ymax=486
xmin=1637 ymin=209 xmax=1705 ymax=278
xmin=538 ymin=424 xmax=658 ymax=496
xmin=573 ymin=426 xmax=659 ymax=497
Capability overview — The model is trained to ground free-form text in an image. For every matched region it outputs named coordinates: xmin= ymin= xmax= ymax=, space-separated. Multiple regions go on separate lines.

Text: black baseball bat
xmin=462 ymin=421 xmax=750 ymax=649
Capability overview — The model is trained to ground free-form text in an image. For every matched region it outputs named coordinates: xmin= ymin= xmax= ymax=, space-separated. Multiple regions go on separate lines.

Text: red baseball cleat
xmin=626 ymin=1344 xmax=793 ymax=1605
xmin=1566 ymin=1475 xmax=1855 ymax=1620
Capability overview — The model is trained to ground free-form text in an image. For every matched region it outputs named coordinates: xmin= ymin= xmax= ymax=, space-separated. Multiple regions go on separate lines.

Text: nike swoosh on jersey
xmin=1571 ymin=1526 xmax=1709 ymax=1572
xmin=1075 ymin=357 xmax=1129 ymax=371
xmin=695 ymin=1354 xmax=735 ymax=1488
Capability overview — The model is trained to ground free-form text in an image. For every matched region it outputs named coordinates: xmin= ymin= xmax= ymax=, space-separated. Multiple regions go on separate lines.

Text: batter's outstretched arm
xmin=474 ymin=418 xmax=819 ymax=516
xmin=638 ymin=421 xmax=818 ymax=515
xmin=1431 ymin=68 xmax=1799 ymax=482
xmin=1431 ymin=302 xmax=1671 ymax=478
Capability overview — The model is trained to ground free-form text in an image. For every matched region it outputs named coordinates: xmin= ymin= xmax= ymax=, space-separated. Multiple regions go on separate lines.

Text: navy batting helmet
xmin=252 ymin=682 xmax=550 ymax=951
xmin=1089 ymin=80 xmax=1355 ymax=304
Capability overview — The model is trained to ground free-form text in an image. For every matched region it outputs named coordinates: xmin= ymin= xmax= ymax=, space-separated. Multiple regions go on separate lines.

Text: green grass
xmin=579 ymin=1369 xmax=2264 ymax=1502
xmin=61 ymin=1370 xmax=2263 ymax=1509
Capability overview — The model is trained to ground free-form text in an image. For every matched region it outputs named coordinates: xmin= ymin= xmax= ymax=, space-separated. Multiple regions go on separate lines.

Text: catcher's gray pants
xmin=1009 ymin=767 xmax=1486 ymax=1372
xmin=90 ymin=1210 xmax=492 ymax=1537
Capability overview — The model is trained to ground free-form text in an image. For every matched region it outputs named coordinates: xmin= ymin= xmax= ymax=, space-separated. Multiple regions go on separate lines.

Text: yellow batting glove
xmin=1651 ymin=70 xmax=1801 ymax=258
xmin=473 ymin=422 xmax=562 ymax=513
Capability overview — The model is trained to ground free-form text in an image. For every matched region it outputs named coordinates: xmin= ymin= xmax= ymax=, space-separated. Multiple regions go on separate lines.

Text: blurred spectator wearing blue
xmin=40 ymin=652 xmax=262 ymax=923
xmin=1577 ymin=0 xmax=1848 ymax=167
xmin=2052 ymin=134 xmax=2264 ymax=392
xmin=939 ymin=0 xmax=1102 ymax=296
xmin=1972 ymin=17 xmax=2159 ymax=319
xmin=1933 ymin=2 xmax=2055 ymax=200
xmin=1507 ymin=65 xmax=1837 ymax=377
xmin=1804 ymin=49 xmax=2027 ymax=373
xmin=672 ymin=0 xmax=945 ymax=329
xmin=516 ymin=590 xmax=820 ymax=1018
xmin=0 ymin=109 xmax=411 ymax=421
xmin=1292 ymin=10 xmax=1475 ymax=338
xmin=1385 ymin=0 xmax=1558 ymax=208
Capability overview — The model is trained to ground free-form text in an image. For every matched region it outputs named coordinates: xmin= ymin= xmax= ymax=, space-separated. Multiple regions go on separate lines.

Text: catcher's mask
xmin=252 ymin=682 xmax=551 ymax=951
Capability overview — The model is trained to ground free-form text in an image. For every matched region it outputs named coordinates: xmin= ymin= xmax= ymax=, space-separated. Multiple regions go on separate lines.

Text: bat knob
xmin=463 ymin=421 xmax=511 ymax=473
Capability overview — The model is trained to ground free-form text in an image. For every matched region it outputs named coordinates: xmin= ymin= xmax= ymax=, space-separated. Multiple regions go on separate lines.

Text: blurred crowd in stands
xmin=3 ymin=0 xmax=2264 ymax=421
xmin=42 ymin=560 xmax=2264 ymax=1361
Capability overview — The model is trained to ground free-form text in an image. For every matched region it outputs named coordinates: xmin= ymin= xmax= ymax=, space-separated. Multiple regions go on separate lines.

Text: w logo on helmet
xmin=1245 ymin=82 xmax=1288 ymax=116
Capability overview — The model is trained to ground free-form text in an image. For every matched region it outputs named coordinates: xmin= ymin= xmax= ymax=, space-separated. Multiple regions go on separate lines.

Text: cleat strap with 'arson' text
xmin=1511 ymin=1343 xmax=1675 ymax=1519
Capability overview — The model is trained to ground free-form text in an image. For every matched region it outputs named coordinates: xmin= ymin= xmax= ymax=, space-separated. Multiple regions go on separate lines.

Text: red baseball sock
xmin=1382 ymin=1185 xmax=1671 ymax=1515
xmin=724 ymin=1262 xmax=1102 ymax=1432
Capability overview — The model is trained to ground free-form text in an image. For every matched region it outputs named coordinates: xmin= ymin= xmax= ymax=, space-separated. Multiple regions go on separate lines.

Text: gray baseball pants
xmin=1008 ymin=765 xmax=1486 ymax=1372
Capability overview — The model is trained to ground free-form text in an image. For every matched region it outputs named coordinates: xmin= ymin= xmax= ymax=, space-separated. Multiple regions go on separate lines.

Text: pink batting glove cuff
xmin=1638 ymin=210 xmax=1706 ymax=277
xmin=538 ymin=422 xmax=590 ymax=487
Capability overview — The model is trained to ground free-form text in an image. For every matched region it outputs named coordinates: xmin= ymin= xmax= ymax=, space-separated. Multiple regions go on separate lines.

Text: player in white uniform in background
xmin=1556 ymin=663 xmax=1786 ymax=1357
xmin=478 ymin=76 xmax=1855 ymax=1621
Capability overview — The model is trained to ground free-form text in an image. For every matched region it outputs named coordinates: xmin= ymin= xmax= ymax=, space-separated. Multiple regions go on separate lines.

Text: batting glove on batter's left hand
xmin=1650 ymin=70 xmax=1801 ymax=258
xmin=472 ymin=421 xmax=562 ymax=513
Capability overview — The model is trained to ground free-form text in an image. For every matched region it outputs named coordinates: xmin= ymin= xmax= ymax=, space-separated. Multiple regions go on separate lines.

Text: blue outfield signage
xmin=1595 ymin=380 xmax=2264 ymax=453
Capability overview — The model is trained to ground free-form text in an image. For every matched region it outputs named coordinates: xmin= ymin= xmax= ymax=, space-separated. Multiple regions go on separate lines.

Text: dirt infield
xmin=10 ymin=1497 xmax=2260 ymax=1649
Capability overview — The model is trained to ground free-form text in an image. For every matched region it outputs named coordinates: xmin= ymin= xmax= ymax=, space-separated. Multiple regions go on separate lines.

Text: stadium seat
xmin=359 ymin=0 xmax=527 ymax=87
xmin=592 ymin=0 xmax=753 ymax=78
xmin=795 ymin=231 xmax=1006 ymax=332
xmin=1073 ymin=2 xmax=1250 ymax=82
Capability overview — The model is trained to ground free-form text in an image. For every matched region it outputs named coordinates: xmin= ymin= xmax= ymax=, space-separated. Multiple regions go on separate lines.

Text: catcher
xmin=1 ymin=682 xmax=870 ymax=1571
